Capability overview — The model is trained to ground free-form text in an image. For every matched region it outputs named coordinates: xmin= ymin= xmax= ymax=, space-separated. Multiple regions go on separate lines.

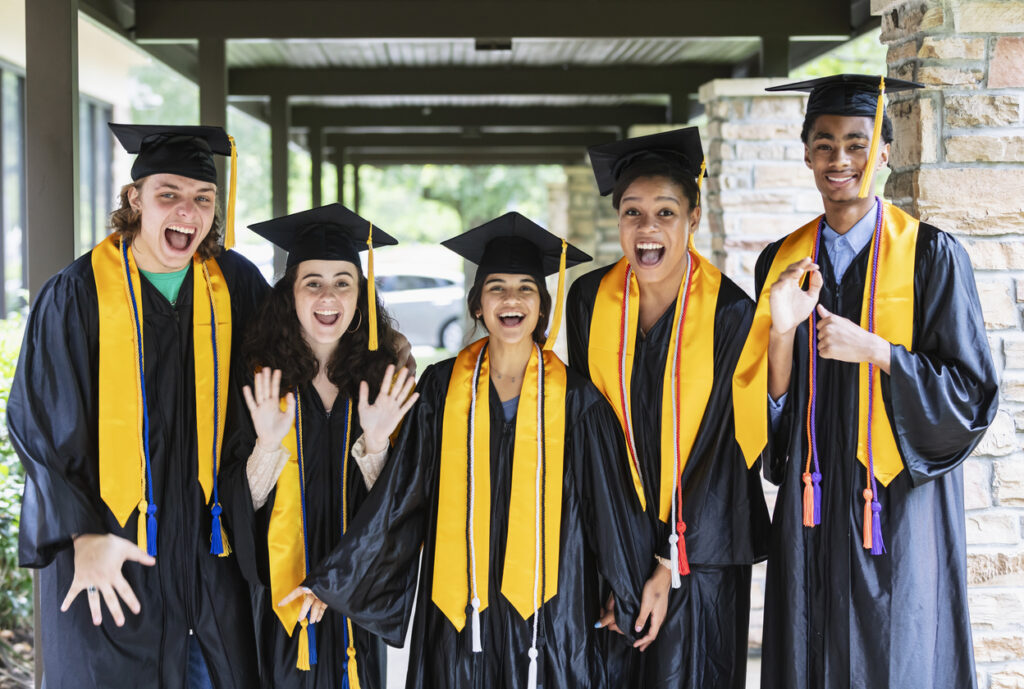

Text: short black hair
xmin=801 ymin=111 xmax=893 ymax=146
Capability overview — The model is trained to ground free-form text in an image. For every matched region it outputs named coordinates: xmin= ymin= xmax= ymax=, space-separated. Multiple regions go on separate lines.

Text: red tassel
xmin=675 ymin=521 xmax=690 ymax=576
xmin=802 ymin=472 xmax=815 ymax=527
xmin=862 ymin=489 xmax=873 ymax=550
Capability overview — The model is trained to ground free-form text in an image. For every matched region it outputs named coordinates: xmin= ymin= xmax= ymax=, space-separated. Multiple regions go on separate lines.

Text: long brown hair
xmin=109 ymin=179 xmax=223 ymax=260
xmin=243 ymin=264 xmax=400 ymax=400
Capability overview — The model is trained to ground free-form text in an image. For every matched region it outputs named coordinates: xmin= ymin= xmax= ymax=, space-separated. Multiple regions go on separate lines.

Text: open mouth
xmin=164 ymin=225 xmax=196 ymax=252
xmin=314 ymin=309 xmax=340 ymax=326
xmin=825 ymin=173 xmax=857 ymax=187
xmin=498 ymin=311 xmax=525 ymax=328
xmin=635 ymin=242 xmax=665 ymax=268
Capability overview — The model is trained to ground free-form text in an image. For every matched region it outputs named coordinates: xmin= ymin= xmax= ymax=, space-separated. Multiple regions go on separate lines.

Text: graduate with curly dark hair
xmin=221 ymin=204 xmax=416 ymax=689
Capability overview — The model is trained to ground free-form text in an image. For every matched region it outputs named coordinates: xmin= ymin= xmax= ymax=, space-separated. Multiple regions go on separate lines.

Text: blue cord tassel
xmin=307 ymin=621 xmax=318 ymax=666
xmin=210 ymin=503 xmax=224 ymax=555
xmin=870 ymin=500 xmax=886 ymax=555
xmin=146 ymin=502 xmax=158 ymax=557
xmin=812 ymin=471 xmax=822 ymax=526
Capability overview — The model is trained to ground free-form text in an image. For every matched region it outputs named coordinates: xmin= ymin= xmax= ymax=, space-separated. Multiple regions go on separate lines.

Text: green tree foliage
xmin=0 ymin=315 xmax=30 ymax=632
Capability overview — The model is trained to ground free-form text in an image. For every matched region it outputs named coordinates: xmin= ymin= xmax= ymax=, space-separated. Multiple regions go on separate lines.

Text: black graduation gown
xmin=566 ymin=266 xmax=771 ymax=689
xmin=8 ymin=249 xmax=269 ymax=689
xmin=304 ymin=358 xmax=650 ymax=689
xmin=758 ymin=222 xmax=999 ymax=689
xmin=221 ymin=376 xmax=387 ymax=689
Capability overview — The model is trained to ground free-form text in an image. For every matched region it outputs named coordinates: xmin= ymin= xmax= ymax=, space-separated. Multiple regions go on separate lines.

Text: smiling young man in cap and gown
xmin=733 ymin=75 xmax=1000 ymax=689
xmin=7 ymin=124 xmax=268 ymax=688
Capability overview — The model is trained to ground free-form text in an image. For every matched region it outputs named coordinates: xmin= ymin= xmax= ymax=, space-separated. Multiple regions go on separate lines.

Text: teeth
xmin=826 ymin=176 xmax=853 ymax=183
xmin=499 ymin=312 xmax=524 ymax=318
xmin=166 ymin=225 xmax=195 ymax=235
xmin=314 ymin=310 xmax=339 ymax=316
xmin=636 ymin=242 xmax=663 ymax=250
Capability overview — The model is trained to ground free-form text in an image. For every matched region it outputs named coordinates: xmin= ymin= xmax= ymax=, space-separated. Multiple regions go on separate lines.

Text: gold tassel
xmin=136 ymin=499 xmax=148 ymax=554
xmin=296 ymin=619 xmax=311 ymax=672
xmin=366 ymin=223 xmax=378 ymax=351
xmin=857 ymin=77 xmax=886 ymax=199
xmin=346 ymin=632 xmax=361 ymax=689
xmin=543 ymin=239 xmax=568 ymax=350
xmin=218 ymin=521 xmax=232 ymax=557
xmin=225 ymin=135 xmax=237 ymax=250
xmin=696 ymin=157 xmax=707 ymax=207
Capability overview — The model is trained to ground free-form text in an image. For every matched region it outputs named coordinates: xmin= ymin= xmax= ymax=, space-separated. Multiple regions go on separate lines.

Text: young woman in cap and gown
xmin=7 ymin=124 xmax=269 ymax=688
xmin=220 ymin=204 xmax=415 ymax=689
xmin=734 ymin=74 xmax=1000 ymax=689
xmin=566 ymin=127 xmax=770 ymax=689
xmin=282 ymin=212 xmax=653 ymax=689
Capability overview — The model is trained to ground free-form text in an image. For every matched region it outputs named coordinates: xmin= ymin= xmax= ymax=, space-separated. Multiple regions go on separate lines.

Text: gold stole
xmin=732 ymin=201 xmax=918 ymax=485
xmin=433 ymin=338 xmax=566 ymax=631
xmin=93 ymin=234 xmax=231 ymax=553
xmin=586 ymin=252 xmax=722 ymax=522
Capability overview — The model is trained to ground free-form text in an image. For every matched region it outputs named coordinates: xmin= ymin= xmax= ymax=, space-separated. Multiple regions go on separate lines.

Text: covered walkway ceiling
xmin=80 ymin=0 xmax=878 ymax=166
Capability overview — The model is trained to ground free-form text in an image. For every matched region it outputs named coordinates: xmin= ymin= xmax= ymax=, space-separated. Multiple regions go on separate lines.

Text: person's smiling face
xmin=804 ymin=114 xmax=890 ymax=205
xmin=617 ymin=175 xmax=700 ymax=288
xmin=292 ymin=259 xmax=361 ymax=350
xmin=476 ymin=273 xmax=542 ymax=347
xmin=128 ymin=173 xmax=217 ymax=272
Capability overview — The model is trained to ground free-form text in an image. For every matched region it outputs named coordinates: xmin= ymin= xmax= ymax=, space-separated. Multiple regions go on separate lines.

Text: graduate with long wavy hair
xmin=221 ymin=204 xmax=417 ymax=689
xmin=286 ymin=213 xmax=652 ymax=689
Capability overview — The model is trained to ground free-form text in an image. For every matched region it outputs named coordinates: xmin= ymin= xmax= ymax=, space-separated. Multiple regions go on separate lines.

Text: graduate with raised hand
xmin=566 ymin=127 xmax=770 ymax=689
xmin=7 ymin=124 xmax=269 ymax=688
xmin=733 ymin=74 xmax=1000 ymax=689
xmin=220 ymin=204 xmax=416 ymax=689
xmin=287 ymin=212 xmax=651 ymax=689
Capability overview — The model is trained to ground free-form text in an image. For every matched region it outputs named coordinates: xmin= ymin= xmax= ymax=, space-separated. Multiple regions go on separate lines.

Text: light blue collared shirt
xmin=768 ymin=200 xmax=879 ymax=430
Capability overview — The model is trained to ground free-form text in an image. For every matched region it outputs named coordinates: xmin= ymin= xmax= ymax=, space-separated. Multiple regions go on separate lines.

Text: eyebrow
xmin=154 ymin=183 xmax=216 ymax=193
xmin=620 ymin=194 xmax=681 ymax=204
xmin=484 ymin=276 xmax=537 ymax=286
xmin=300 ymin=269 xmax=355 ymax=280
xmin=812 ymin=131 xmax=870 ymax=142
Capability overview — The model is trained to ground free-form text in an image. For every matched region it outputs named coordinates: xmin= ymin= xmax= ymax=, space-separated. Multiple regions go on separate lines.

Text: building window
xmin=79 ymin=97 xmax=114 ymax=257
xmin=1 ymin=64 xmax=27 ymax=318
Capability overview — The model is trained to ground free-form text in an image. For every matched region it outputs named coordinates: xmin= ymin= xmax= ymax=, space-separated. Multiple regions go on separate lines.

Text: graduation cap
xmin=441 ymin=211 xmax=591 ymax=350
xmin=249 ymin=203 xmax=399 ymax=351
xmin=109 ymin=123 xmax=240 ymax=249
xmin=766 ymin=74 xmax=924 ymax=198
xmin=587 ymin=127 xmax=707 ymax=198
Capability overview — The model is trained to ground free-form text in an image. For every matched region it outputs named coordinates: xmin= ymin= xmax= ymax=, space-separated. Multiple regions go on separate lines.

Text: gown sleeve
xmin=884 ymin=228 xmax=999 ymax=485
xmin=8 ymin=269 xmax=107 ymax=568
xmin=304 ymin=365 xmax=442 ymax=647
xmin=569 ymin=387 xmax=649 ymax=641
xmin=565 ymin=277 xmax=591 ymax=373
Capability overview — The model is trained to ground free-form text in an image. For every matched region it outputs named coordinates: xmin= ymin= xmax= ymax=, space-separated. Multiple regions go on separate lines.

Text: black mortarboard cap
xmin=587 ymin=127 xmax=706 ymax=196
xmin=248 ymin=203 xmax=397 ymax=268
xmin=765 ymin=74 xmax=923 ymax=119
xmin=109 ymin=123 xmax=232 ymax=184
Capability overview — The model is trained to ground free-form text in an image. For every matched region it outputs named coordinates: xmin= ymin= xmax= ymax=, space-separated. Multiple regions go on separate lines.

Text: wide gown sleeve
xmin=304 ymin=365 xmax=442 ymax=647
xmin=8 ymin=270 xmax=106 ymax=568
xmin=884 ymin=229 xmax=999 ymax=485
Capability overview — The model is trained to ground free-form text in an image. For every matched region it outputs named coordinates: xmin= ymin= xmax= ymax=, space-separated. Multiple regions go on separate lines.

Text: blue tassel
xmin=210 ymin=503 xmax=224 ymax=555
xmin=870 ymin=500 xmax=886 ymax=555
xmin=307 ymin=621 xmax=318 ymax=666
xmin=146 ymin=502 xmax=158 ymax=557
xmin=812 ymin=471 xmax=822 ymax=526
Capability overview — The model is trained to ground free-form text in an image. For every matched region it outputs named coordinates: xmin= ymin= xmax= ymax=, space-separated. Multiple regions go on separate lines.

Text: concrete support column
xmin=353 ymin=163 xmax=361 ymax=213
xmin=875 ymin=3 xmax=1024 ymax=685
xmin=698 ymin=78 xmax=814 ymax=296
xmin=310 ymin=126 xmax=323 ymax=207
xmin=565 ymin=165 xmax=619 ymax=267
xmin=24 ymin=0 xmax=78 ymax=299
xmin=335 ymin=150 xmax=346 ymax=207
xmin=271 ymin=94 xmax=289 ymax=276
xmin=198 ymin=38 xmax=227 ymax=193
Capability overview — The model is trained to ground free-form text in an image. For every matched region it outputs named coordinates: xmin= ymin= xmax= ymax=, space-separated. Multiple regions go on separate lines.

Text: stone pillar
xmin=699 ymin=78 xmax=818 ymax=297
xmin=876 ymin=2 xmax=1024 ymax=686
xmin=565 ymin=164 xmax=620 ymax=269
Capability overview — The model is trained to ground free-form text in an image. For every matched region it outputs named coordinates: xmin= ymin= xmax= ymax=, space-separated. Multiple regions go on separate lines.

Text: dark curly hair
xmin=466 ymin=275 xmax=552 ymax=346
xmin=243 ymin=264 xmax=400 ymax=400
xmin=109 ymin=179 xmax=223 ymax=260
xmin=611 ymin=157 xmax=701 ymax=212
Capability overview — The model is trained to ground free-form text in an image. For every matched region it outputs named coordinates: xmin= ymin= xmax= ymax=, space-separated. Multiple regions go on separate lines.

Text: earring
xmin=346 ymin=308 xmax=363 ymax=333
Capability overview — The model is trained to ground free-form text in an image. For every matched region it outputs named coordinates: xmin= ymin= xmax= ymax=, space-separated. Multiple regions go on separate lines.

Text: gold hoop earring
xmin=346 ymin=308 xmax=363 ymax=334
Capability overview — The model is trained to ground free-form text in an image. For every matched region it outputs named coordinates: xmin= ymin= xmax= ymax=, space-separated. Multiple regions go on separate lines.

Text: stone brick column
xmin=876 ymin=2 xmax=1024 ymax=686
xmin=565 ymin=164 xmax=620 ymax=269
xmin=699 ymin=79 xmax=821 ymax=296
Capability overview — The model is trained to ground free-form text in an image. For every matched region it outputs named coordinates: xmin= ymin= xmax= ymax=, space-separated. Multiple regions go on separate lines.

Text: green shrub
xmin=0 ymin=314 xmax=31 ymax=632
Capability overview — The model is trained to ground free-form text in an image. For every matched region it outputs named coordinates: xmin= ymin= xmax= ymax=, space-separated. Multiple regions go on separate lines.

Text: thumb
xmin=816 ymin=304 xmax=831 ymax=319
xmin=123 ymin=543 xmax=156 ymax=567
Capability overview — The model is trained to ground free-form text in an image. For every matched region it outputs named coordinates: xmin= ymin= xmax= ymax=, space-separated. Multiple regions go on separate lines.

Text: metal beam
xmin=199 ymin=38 xmax=228 ymax=195
xmin=760 ymin=35 xmax=789 ymax=78
xmin=25 ymin=0 xmax=79 ymax=299
xmin=310 ymin=126 xmax=323 ymax=207
xmin=135 ymin=1 xmax=849 ymax=39
xmin=291 ymin=104 xmax=670 ymax=130
xmin=340 ymin=150 xmax=588 ymax=167
xmin=325 ymin=131 xmax=616 ymax=149
xmin=230 ymin=65 xmax=731 ymax=98
xmin=271 ymin=95 xmax=289 ymax=275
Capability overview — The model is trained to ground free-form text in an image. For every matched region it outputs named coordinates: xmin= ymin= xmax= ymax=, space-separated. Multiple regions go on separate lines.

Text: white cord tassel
xmin=668 ymin=533 xmax=682 ymax=590
xmin=527 ymin=647 xmax=538 ymax=689
xmin=470 ymin=596 xmax=483 ymax=653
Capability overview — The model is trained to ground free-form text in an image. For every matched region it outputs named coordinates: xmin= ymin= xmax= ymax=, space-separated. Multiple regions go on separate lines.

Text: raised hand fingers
xmin=398 ymin=392 xmax=420 ymax=417
xmin=358 ymin=380 xmax=370 ymax=413
xmin=60 ymin=581 xmax=84 ymax=613
xmin=112 ymin=573 xmax=142 ymax=616
xmin=100 ymin=584 xmax=126 ymax=627
xmin=277 ymin=586 xmax=309 ymax=608
xmin=268 ymin=368 xmax=283 ymax=402
xmin=378 ymin=364 xmax=397 ymax=398
xmin=242 ymin=385 xmax=257 ymax=415
xmin=311 ymin=598 xmax=327 ymax=624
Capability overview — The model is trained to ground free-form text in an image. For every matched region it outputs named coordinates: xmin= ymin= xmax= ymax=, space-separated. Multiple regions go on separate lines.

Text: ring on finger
xmin=87 ymin=585 xmax=98 ymax=595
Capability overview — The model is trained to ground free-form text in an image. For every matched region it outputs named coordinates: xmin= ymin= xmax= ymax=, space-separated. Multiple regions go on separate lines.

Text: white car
xmin=375 ymin=270 xmax=466 ymax=351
